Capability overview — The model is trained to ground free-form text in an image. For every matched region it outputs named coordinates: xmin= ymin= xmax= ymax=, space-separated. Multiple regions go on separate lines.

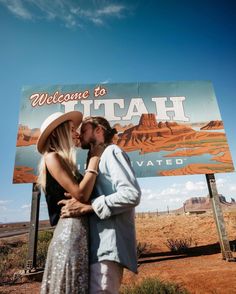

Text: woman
xmin=37 ymin=111 xmax=104 ymax=294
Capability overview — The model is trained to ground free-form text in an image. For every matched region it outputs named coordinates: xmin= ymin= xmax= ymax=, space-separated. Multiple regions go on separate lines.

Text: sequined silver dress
xmin=40 ymin=169 xmax=89 ymax=294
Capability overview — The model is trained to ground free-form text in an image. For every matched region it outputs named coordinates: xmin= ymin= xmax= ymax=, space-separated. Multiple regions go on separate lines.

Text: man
xmin=60 ymin=116 xmax=141 ymax=293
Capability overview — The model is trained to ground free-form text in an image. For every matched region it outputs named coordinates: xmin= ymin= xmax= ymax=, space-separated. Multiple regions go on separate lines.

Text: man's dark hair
xmin=82 ymin=116 xmax=117 ymax=143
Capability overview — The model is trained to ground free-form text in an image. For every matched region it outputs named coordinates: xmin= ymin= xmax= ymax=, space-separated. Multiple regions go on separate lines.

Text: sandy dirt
xmin=1 ymin=212 xmax=236 ymax=294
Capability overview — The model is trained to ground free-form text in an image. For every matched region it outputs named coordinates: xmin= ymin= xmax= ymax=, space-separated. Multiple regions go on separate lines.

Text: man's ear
xmin=94 ymin=125 xmax=105 ymax=142
xmin=94 ymin=125 xmax=103 ymax=135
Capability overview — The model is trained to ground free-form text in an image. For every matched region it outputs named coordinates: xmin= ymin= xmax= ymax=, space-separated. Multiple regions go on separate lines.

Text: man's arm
xmin=91 ymin=147 xmax=141 ymax=219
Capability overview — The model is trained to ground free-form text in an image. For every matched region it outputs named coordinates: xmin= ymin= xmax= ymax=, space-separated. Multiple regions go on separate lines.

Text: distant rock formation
xmin=175 ymin=195 xmax=236 ymax=214
xmin=116 ymin=113 xmax=194 ymax=150
xmin=201 ymin=120 xmax=223 ymax=130
xmin=183 ymin=196 xmax=211 ymax=212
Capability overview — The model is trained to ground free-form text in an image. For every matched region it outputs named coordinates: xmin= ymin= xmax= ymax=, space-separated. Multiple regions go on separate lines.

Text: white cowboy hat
xmin=37 ymin=111 xmax=83 ymax=154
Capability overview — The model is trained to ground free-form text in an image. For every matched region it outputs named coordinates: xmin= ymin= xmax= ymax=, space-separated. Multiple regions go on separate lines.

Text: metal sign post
xmin=25 ymin=183 xmax=41 ymax=272
xmin=206 ymin=174 xmax=235 ymax=261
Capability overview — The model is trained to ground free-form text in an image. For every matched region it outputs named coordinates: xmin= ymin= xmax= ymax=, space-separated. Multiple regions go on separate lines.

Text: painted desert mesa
xmin=13 ymin=81 xmax=234 ymax=183
xmin=113 ymin=113 xmax=233 ymax=176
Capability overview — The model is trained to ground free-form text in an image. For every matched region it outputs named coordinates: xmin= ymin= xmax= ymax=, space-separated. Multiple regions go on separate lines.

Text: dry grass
xmin=135 ymin=211 xmax=236 ymax=252
xmin=0 ymin=231 xmax=52 ymax=285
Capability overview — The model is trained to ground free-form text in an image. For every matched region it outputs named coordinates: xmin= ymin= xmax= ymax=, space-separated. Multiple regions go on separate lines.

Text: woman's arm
xmin=45 ymin=148 xmax=102 ymax=203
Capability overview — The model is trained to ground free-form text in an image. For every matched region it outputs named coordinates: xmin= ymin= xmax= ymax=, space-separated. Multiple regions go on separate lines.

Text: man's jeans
xmin=89 ymin=260 xmax=124 ymax=293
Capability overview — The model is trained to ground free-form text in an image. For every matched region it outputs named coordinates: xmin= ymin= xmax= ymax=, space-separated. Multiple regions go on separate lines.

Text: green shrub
xmin=36 ymin=230 xmax=53 ymax=268
xmin=38 ymin=230 xmax=53 ymax=243
xmin=0 ymin=243 xmax=11 ymax=256
xmin=120 ymin=277 xmax=189 ymax=294
xmin=165 ymin=238 xmax=193 ymax=253
xmin=137 ymin=242 xmax=151 ymax=258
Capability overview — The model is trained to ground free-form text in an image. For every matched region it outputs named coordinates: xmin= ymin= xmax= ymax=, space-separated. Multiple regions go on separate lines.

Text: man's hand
xmin=58 ymin=198 xmax=93 ymax=218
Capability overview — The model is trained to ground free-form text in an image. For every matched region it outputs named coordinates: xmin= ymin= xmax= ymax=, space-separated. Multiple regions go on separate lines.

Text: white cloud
xmin=96 ymin=4 xmax=125 ymax=17
xmin=40 ymin=201 xmax=48 ymax=208
xmin=0 ymin=0 xmax=32 ymax=19
xmin=101 ymin=79 xmax=111 ymax=84
xmin=0 ymin=0 xmax=131 ymax=28
xmin=185 ymin=180 xmax=206 ymax=192
xmin=230 ymin=185 xmax=236 ymax=192
xmin=169 ymin=197 xmax=182 ymax=203
xmin=160 ymin=187 xmax=180 ymax=196
xmin=141 ymin=188 xmax=160 ymax=200
xmin=141 ymin=184 xmax=185 ymax=203
xmin=141 ymin=188 xmax=152 ymax=194
xmin=137 ymin=174 xmax=236 ymax=212
xmin=21 ymin=203 xmax=31 ymax=209
xmin=21 ymin=201 xmax=48 ymax=211
xmin=138 ymin=178 xmax=211 ymax=212
xmin=0 ymin=200 xmax=10 ymax=205
xmin=0 ymin=200 xmax=12 ymax=212
xmin=216 ymin=178 xmax=227 ymax=188
xmin=0 ymin=206 xmax=7 ymax=211
xmin=147 ymin=193 xmax=156 ymax=200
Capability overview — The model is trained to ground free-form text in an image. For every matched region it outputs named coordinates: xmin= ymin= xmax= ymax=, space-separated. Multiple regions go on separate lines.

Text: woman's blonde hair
xmin=37 ymin=121 xmax=77 ymax=191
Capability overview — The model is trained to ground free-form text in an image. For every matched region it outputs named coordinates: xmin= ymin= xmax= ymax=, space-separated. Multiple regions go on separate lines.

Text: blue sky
xmin=0 ymin=0 xmax=235 ymax=223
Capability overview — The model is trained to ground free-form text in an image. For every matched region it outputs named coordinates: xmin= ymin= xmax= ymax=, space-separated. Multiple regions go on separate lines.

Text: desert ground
xmin=1 ymin=211 xmax=236 ymax=293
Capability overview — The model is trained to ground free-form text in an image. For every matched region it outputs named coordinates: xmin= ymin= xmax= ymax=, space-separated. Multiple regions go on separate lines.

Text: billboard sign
xmin=13 ymin=81 xmax=234 ymax=183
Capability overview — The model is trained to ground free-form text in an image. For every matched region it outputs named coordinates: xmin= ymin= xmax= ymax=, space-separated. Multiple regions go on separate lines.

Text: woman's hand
xmin=89 ymin=143 xmax=106 ymax=158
